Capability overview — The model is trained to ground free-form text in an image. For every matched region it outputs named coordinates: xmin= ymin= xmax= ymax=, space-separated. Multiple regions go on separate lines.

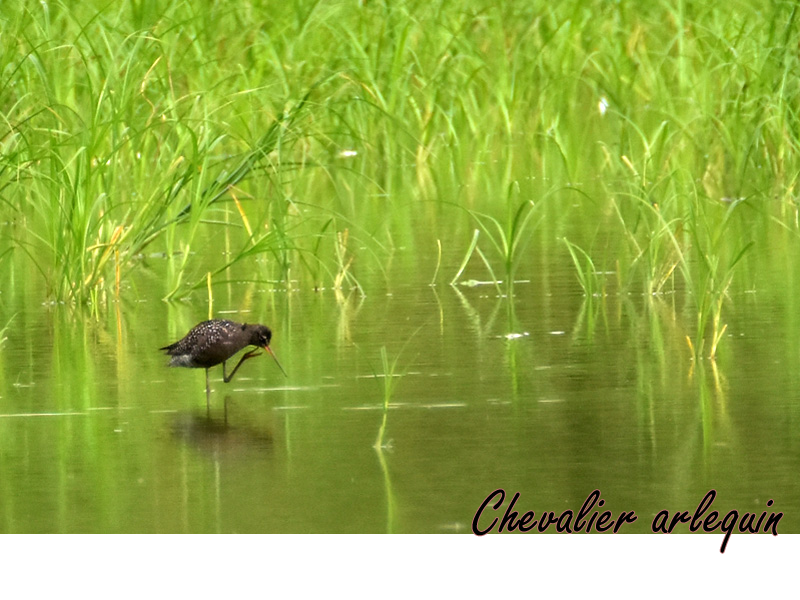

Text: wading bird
xmin=161 ymin=319 xmax=287 ymax=400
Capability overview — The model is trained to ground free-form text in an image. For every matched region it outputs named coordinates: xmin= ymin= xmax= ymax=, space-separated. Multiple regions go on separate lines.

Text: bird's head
xmin=250 ymin=325 xmax=272 ymax=349
xmin=247 ymin=324 xmax=286 ymax=377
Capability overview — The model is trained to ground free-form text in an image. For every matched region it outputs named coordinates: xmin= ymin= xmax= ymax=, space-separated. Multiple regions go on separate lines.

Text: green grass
xmin=1 ymin=0 xmax=799 ymax=357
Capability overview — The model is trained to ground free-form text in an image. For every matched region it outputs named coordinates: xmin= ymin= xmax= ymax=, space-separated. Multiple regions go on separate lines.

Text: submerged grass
xmin=0 ymin=0 xmax=799 ymax=358
xmin=448 ymin=186 xmax=539 ymax=297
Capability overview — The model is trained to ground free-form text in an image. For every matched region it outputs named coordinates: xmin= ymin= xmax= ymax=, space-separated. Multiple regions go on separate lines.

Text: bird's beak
xmin=265 ymin=346 xmax=288 ymax=377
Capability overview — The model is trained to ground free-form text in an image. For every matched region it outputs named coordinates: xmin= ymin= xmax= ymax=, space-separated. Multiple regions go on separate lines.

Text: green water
xmin=1 ymin=229 xmax=798 ymax=534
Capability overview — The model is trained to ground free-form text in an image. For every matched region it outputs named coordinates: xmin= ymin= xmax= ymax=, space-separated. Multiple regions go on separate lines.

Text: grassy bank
xmin=0 ymin=0 xmax=799 ymax=354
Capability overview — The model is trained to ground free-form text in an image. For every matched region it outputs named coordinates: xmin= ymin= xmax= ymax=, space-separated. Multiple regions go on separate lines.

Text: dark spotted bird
xmin=161 ymin=319 xmax=287 ymax=398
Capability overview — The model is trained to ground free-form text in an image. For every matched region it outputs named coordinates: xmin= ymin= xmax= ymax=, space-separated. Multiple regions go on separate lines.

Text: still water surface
xmin=0 ymin=243 xmax=798 ymax=535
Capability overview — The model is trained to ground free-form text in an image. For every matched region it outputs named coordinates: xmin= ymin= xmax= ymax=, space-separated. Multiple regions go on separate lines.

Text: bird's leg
xmin=222 ymin=349 xmax=262 ymax=383
xmin=205 ymin=368 xmax=211 ymax=409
